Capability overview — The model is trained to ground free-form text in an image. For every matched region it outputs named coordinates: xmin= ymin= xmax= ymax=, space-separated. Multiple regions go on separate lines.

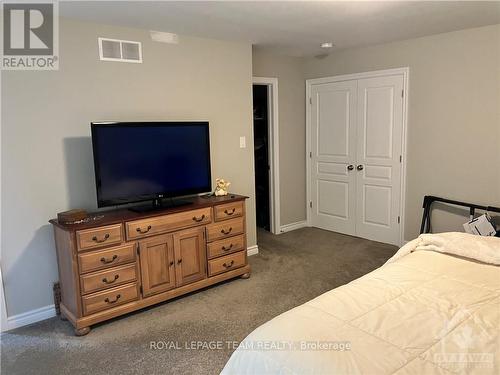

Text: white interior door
xmin=310 ymin=81 xmax=357 ymax=235
xmin=355 ymin=75 xmax=404 ymax=245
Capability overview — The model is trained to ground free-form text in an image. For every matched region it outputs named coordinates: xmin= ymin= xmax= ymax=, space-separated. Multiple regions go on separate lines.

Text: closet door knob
xmin=347 ymin=165 xmax=354 ymax=171
xmin=356 ymin=165 xmax=364 ymax=171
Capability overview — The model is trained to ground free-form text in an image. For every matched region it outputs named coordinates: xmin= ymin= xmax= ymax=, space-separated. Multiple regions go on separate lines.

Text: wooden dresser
xmin=49 ymin=194 xmax=250 ymax=335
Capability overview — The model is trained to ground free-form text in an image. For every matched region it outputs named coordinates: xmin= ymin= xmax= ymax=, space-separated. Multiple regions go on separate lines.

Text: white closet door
xmin=310 ymin=81 xmax=357 ymax=235
xmin=355 ymin=75 xmax=404 ymax=245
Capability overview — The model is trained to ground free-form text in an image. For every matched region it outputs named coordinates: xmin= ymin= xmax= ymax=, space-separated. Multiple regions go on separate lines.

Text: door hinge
xmin=309 ymin=151 xmax=312 ymax=158
xmin=399 ymin=155 xmax=402 ymax=163
xmin=136 ymin=243 xmax=140 ymax=255
xmin=398 ymin=216 xmax=401 ymax=224
xmin=139 ymin=285 xmax=143 ymax=295
xmin=309 ymin=97 xmax=312 ymax=105
xmin=309 ymin=201 xmax=313 ymax=208
xmin=401 ymin=89 xmax=404 ymax=98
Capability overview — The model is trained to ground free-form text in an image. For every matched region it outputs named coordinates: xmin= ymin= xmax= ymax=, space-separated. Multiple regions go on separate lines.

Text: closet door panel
xmin=310 ymin=80 xmax=357 ymax=235
xmin=355 ymin=75 xmax=404 ymax=245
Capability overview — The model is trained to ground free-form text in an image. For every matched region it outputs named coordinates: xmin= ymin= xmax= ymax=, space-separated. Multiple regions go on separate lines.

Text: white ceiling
xmin=60 ymin=1 xmax=500 ymax=57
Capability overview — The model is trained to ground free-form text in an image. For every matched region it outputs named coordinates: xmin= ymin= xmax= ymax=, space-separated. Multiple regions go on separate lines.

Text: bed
xmin=222 ymin=199 xmax=500 ymax=375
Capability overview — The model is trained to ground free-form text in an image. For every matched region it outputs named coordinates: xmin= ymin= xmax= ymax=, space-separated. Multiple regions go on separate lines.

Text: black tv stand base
xmin=129 ymin=198 xmax=192 ymax=213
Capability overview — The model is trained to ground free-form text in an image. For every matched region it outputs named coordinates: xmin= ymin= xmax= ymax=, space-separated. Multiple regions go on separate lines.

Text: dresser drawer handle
xmin=104 ymin=294 xmax=121 ymax=304
xmin=102 ymin=275 xmax=119 ymax=284
xmin=224 ymin=208 xmax=236 ymax=216
xmin=136 ymin=225 xmax=152 ymax=234
xmin=221 ymin=227 xmax=233 ymax=235
xmin=100 ymin=255 xmax=118 ymax=264
xmin=223 ymin=260 xmax=235 ymax=269
xmin=192 ymin=214 xmax=206 ymax=222
xmin=222 ymin=244 xmax=234 ymax=251
xmin=92 ymin=233 xmax=110 ymax=243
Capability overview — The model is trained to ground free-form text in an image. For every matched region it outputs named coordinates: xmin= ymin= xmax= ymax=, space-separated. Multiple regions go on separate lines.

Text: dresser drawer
xmin=78 ymin=243 xmax=136 ymax=274
xmin=208 ymin=250 xmax=246 ymax=277
xmin=80 ymin=263 xmax=137 ymax=295
xmin=207 ymin=234 xmax=245 ymax=259
xmin=76 ymin=224 xmax=123 ymax=251
xmin=82 ymin=282 xmax=138 ymax=316
xmin=206 ymin=217 xmax=244 ymax=242
xmin=126 ymin=207 xmax=212 ymax=240
xmin=214 ymin=201 xmax=244 ymax=222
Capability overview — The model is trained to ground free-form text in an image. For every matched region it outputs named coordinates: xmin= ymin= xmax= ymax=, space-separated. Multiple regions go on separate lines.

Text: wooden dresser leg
xmin=74 ymin=327 xmax=91 ymax=336
xmin=240 ymin=272 xmax=251 ymax=279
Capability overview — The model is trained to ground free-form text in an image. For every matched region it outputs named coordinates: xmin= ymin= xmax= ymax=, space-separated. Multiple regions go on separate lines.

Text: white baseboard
xmin=247 ymin=245 xmax=259 ymax=256
xmin=2 ymin=304 xmax=56 ymax=332
xmin=279 ymin=220 xmax=308 ymax=233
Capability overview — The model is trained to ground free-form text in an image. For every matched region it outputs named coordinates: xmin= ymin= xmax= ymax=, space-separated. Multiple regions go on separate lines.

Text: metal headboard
xmin=420 ymin=195 xmax=500 ymax=234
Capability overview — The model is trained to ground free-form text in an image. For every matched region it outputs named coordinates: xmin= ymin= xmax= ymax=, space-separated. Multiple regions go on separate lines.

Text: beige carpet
xmin=1 ymin=228 xmax=397 ymax=375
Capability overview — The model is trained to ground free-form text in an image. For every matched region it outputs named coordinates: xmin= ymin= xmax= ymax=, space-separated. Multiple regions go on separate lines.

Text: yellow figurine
xmin=214 ymin=178 xmax=231 ymax=196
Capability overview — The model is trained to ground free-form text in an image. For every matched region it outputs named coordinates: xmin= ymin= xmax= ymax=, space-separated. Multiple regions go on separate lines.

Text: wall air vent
xmin=98 ymin=37 xmax=142 ymax=63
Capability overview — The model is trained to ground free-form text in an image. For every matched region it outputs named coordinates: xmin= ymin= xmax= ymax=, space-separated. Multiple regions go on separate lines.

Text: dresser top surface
xmin=49 ymin=194 xmax=247 ymax=231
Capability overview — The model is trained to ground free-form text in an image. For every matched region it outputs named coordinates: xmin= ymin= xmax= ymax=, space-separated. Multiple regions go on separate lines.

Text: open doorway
xmin=253 ymin=84 xmax=270 ymax=231
xmin=252 ymin=77 xmax=280 ymax=234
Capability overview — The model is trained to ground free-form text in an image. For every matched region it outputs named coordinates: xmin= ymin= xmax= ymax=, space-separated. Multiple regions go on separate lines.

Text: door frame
xmin=252 ymin=77 xmax=280 ymax=234
xmin=0 ymin=266 xmax=8 ymax=332
xmin=0 ymin=69 xmax=7 ymax=332
xmin=305 ymin=67 xmax=409 ymax=246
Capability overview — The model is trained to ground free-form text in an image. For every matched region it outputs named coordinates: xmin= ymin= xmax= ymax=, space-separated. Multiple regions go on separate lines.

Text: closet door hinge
xmin=309 ymin=201 xmax=313 ymax=208
xmin=139 ymin=285 xmax=143 ymax=295
xmin=136 ymin=243 xmax=140 ymax=256
xmin=309 ymin=151 xmax=312 ymax=158
xmin=398 ymin=216 xmax=401 ymax=224
xmin=401 ymin=89 xmax=404 ymax=98
xmin=399 ymin=155 xmax=402 ymax=163
xmin=309 ymin=97 xmax=312 ymax=105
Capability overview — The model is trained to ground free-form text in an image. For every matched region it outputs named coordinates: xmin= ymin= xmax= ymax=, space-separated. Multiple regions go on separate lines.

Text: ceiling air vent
xmin=98 ymin=37 xmax=142 ymax=63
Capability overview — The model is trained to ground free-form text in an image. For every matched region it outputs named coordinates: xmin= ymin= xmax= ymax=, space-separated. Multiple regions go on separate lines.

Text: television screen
xmin=91 ymin=122 xmax=211 ymax=207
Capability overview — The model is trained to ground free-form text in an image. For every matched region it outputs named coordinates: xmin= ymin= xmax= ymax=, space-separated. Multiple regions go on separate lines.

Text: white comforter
xmin=222 ymin=233 xmax=500 ymax=374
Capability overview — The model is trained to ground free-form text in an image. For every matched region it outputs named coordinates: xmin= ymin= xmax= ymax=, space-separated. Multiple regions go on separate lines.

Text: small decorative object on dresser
xmin=57 ymin=209 xmax=88 ymax=224
xmin=49 ymin=194 xmax=250 ymax=336
xmin=214 ymin=178 xmax=231 ymax=196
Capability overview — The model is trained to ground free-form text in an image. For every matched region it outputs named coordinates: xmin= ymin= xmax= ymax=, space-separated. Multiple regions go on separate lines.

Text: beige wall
xmin=252 ymin=49 xmax=306 ymax=227
xmin=1 ymin=18 xmax=255 ymax=316
xmin=303 ymin=24 xmax=500 ymax=240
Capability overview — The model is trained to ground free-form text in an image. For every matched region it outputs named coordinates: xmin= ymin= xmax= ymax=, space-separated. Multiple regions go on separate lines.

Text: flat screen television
xmin=91 ymin=121 xmax=211 ymax=210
